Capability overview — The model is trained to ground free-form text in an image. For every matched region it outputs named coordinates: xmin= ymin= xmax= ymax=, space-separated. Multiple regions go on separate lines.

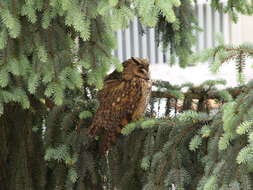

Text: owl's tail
xmin=88 ymin=125 xmax=108 ymax=154
xmin=99 ymin=130 xmax=118 ymax=154
xmin=88 ymin=124 xmax=121 ymax=154
xmin=88 ymin=123 xmax=98 ymax=137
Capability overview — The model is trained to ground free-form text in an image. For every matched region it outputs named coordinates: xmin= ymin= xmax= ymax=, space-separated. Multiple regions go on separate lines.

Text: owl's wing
xmin=96 ymin=70 xmax=122 ymax=100
xmin=97 ymin=79 xmax=122 ymax=101
xmin=103 ymin=70 xmax=122 ymax=81
xmin=90 ymin=79 xmax=138 ymax=132
xmin=89 ymin=79 xmax=142 ymax=152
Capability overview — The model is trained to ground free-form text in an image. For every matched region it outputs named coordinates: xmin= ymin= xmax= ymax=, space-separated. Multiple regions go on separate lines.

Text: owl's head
xmin=122 ymin=57 xmax=150 ymax=81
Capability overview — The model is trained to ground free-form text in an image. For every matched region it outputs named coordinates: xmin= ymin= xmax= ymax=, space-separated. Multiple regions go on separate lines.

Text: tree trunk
xmin=0 ymin=104 xmax=45 ymax=190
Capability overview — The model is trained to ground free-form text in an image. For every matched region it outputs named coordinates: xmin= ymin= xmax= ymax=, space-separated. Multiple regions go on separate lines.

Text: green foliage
xmin=0 ymin=68 xmax=9 ymax=87
xmin=141 ymin=156 xmax=151 ymax=170
xmin=0 ymin=8 xmax=21 ymax=38
xmin=156 ymin=0 xmax=181 ymax=23
xmin=28 ymin=73 xmax=40 ymax=94
xmin=155 ymin=0 xmax=198 ymax=67
xmin=0 ymin=28 xmax=7 ymax=49
xmin=108 ymin=79 xmax=253 ymax=190
xmin=212 ymin=0 xmax=253 ymax=22
xmin=79 ymin=110 xmax=92 ymax=119
xmin=203 ymin=176 xmax=218 ymax=190
xmin=141 ymin=119 xmax=156 ymax=129
xmin=1 ymin=0 xmax=253 ymax=190
xmin=121 ymin=122 xmax=137 ymax=135
xmin=200 ymin=125 xmax=211 ymax=138
xmin=44 ymin=145 xmax=69 ymax=162
xmin=189 ymin=135 xmax=202 ymax=151
xmin=236 ymin=146 xmax=253 ymax=164
xmin=236 ymin=120 xmax=253 ymax=135
xmin=218 ymin=90 xmax=233 ymax=102
xmin=68 ymin=167 xmax=78 ymax=183
xmin=193 ymin=42 xmax=253 ymax=85
xmin=178 ymin=110 xmax=209 ymax=122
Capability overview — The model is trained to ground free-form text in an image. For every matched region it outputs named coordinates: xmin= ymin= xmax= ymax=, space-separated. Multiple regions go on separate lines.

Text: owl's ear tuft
xmin=142 ymin=58 xmax=149 ymax=66
xmin=123 ymin=59 xmax=131 ymax=67
xmin=131 ymin=57 xmax=142 ymax=65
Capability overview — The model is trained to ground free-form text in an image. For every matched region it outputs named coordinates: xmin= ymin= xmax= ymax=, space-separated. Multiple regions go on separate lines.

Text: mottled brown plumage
xmin=88 ymin=57 xmax=152 ymax=153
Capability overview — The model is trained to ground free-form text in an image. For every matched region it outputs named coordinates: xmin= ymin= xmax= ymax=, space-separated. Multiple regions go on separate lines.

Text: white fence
xmin=113 ymin=2 xmax=231 ymax=64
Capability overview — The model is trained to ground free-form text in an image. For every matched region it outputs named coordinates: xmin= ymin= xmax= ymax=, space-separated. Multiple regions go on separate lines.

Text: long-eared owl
xmin=88 ymin=57 xmax=152 ymax=153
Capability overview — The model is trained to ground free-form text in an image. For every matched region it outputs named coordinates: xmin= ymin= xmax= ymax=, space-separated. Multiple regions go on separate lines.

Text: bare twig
xmin=151 ymin=86 xmax=243 ymax=101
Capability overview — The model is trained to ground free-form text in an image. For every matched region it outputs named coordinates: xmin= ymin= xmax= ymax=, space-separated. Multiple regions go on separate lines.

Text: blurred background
xmin=113 ymin=0 xmax=253 ymax=87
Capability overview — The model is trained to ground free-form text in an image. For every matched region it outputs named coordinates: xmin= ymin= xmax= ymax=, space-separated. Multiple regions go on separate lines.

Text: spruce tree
xmin=1 ymin=0 xmax=253 ymax=190
xmin=0 ymin=0 xmax=185 ymax=189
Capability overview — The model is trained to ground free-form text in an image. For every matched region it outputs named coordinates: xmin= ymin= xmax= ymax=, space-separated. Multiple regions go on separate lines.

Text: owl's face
xmin=122 ymin=57 xmax=150 ymax=81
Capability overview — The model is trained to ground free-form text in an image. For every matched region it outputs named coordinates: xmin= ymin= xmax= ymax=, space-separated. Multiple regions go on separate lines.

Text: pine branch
xmin=151 ymin=86 xmax=242 ymax=101
xmin=225 ymin=47 xmax=253 ymax=54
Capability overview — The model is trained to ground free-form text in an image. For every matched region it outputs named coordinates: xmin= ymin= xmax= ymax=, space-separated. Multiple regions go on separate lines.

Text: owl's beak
xmin=146 ymin=74 xmax=151 ymax=81
xmin=145 ymin=72 xmax=151 ymax=81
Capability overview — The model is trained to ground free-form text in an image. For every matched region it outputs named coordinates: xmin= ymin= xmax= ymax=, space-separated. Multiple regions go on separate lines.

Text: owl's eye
xmin=139 ymin=68 xmax=147 ymax=74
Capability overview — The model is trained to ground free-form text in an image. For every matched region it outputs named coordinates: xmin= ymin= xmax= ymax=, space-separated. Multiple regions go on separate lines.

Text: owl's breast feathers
xmin=88 ymin=77 xmax=152 ymax=153
xmin=131 ymin=78 xmax=152 ymax=120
